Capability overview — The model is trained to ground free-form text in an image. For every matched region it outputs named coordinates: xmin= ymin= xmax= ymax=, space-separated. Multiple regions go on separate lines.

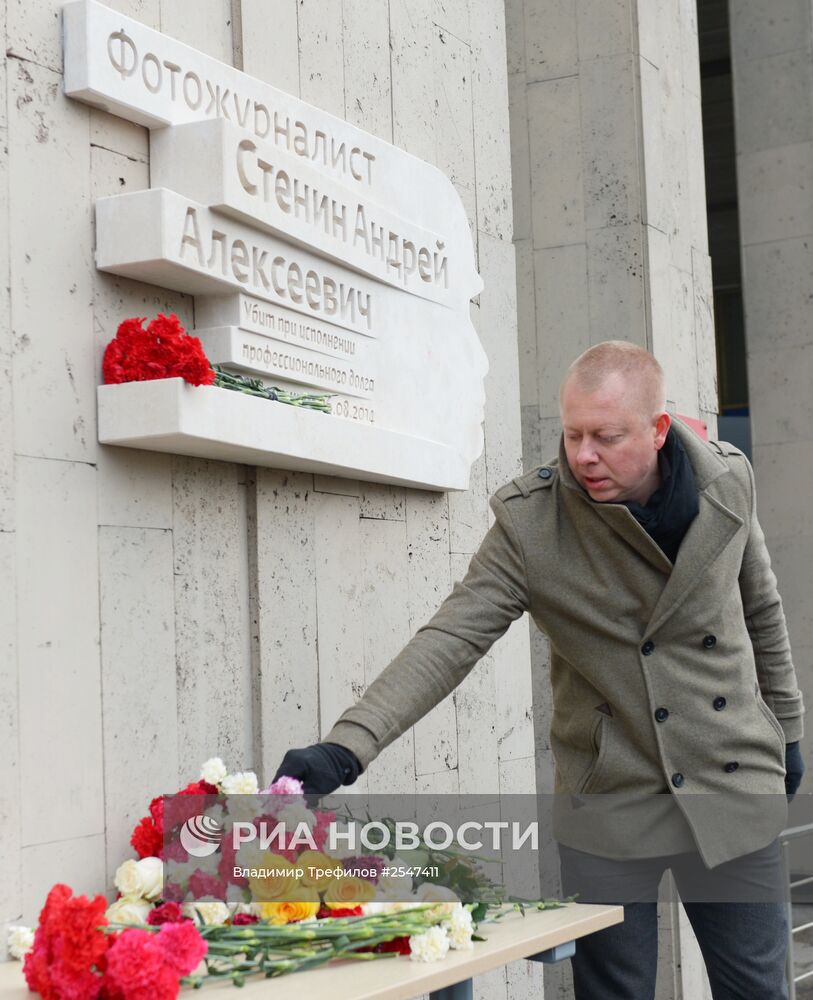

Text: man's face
xmin=560 ymin=373 xmax=670 ymax=505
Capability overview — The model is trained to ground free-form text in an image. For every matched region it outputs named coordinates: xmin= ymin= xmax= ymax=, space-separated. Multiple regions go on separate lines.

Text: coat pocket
xmin=577 ymin=711 xmax=612 ymax=794
xmin=755 ymin=685 xmax=786 ymax=756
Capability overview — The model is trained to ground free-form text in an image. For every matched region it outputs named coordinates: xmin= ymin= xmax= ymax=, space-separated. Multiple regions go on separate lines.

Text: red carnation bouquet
xmin=102 ymin=314 xmax=215 ymax=387
xmin=22 ymin=883 xmax=206 ymax=1000
xmin=101 ymin=313 xmax=333 ymax=412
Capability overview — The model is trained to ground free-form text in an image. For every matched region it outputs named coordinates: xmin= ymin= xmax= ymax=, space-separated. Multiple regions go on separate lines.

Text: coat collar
xmin=555 ymin=417 xmax=744 ymax=632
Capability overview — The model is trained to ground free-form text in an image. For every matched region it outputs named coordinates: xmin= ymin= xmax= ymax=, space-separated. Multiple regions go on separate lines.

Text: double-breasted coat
xmin=326 ymin=419 xmax=805 ymax=867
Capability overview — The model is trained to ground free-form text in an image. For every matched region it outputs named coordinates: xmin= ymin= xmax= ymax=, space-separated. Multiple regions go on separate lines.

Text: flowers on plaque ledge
xmin=8 ymin=756 xmax=571 ymax=998
xmin=102 ymin=313 xmax=333 ymax=412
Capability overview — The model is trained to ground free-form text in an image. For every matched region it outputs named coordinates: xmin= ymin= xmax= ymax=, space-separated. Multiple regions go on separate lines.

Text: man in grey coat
xmin=274 ymin=341 xmax=806 ymax=999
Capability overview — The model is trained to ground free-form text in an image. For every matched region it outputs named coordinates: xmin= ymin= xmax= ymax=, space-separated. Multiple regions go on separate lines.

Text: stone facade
xmin=0 ymin=3 xmax=536 ymax=998
xmin=2 ymin=0 xmax=808 ymax=997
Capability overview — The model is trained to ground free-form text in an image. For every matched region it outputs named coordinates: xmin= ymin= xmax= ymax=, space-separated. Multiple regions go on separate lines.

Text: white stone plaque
xmin=65 ymin=0 xmax=488 ymax=491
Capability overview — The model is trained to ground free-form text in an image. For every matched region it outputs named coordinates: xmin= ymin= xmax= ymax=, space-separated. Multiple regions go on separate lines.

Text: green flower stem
xmin=181 ymin=900 xmax=573 ymax=989
xmin=211 ymin=366 xmax=333 ymax=412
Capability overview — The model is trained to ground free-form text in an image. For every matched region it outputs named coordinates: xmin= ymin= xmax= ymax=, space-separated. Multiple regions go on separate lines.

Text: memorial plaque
xmin=65 ymin=0 xmax=488 ymax=490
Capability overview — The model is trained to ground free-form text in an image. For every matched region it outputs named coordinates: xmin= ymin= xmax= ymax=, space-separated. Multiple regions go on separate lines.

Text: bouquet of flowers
xmin=9 ymin=758 xmax=569 ymax=997
xmin=102 ymin=314 xmax=332 ymax=411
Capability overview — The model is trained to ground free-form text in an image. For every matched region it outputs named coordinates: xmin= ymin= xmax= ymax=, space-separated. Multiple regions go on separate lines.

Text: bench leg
xmin=430 ymin=979 xmax=474 ymax=1000
xmin=528 ymin=940 xmax=576 ymax=964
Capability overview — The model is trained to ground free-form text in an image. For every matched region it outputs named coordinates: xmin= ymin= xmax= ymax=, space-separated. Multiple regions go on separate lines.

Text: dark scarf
xmin=621 ymin=427 xmax=699 ymax=564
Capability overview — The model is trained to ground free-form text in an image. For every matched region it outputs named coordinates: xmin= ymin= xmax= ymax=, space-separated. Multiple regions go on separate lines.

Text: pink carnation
xmin=261 ymin=776 xmax=304 ymax=796
xmin=155 ymin=922 xmax=208 ymax=976
xmin=102 ymin=929 xmax=180 ymax=1000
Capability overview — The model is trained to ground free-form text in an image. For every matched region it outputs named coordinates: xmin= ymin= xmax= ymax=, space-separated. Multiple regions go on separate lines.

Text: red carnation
xmin=147 ymin=313 xmax=185 ymax=341
xmin=131 ymin=782 xmax=219 ymax=861
xmin=316 ymin=905 xmax=363 ymax=919
xmin=374 ymin=936 xmax=411 ymax=955
xmin=102 ymin=313 xmax=215 ymax=387
xmin=23 ymin=884 xmax=109 ymax=1000
xmin=130 ymin=815 xmax=163 ymax=860
xmin=180 ymin=780 xmax=219 ymax=796
xmin=231 ymin=913 xmax=259 ymax=925
xmin=147 ymin=902 xmax=188 ymax=926
xmin=355 ymin=934 xmax=411 ymax=956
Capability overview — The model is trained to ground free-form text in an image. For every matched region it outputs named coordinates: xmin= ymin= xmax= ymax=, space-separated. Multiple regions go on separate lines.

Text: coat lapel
xmin=644 ymin=490 xmax=743 ymax=635
xmin=643 ymin=419 xmax=744 ymax=634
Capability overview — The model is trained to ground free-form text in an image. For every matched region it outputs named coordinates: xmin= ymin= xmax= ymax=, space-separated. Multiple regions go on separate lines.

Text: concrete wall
xmin=730 ymin=0 xmax=813 ymax=786
xmin=505 ymin=1 xmax=717 ymax=996
xmin=0 ymin=2 xmax=538 ymax=996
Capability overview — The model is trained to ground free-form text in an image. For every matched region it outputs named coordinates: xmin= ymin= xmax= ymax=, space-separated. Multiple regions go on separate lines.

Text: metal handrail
xmin=780 ymin=823 xmax=813 ymax=1000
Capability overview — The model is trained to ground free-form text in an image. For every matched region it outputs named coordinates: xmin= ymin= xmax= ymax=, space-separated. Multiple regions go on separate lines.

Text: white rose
xmin=221 ymin=771 xmax=259 ymax=796
xmin=416 ymin=883 xmax=459 ymax=903
xmin=363 ymin=898 xmax=426 ymax=916
xmin=105 ymin=896 xmax=152 ymax=925
xmin=201 ymin=757 xmax=228 ymax=787
xmin=114 ymin=859 xmax=142 ymax=897
xmin=362 ymin=901 xmax=399 ymax=916
xmin=183 ymin=901 xmax=231 ymax=925
xmin=114 ymin=857 xmax=164 ymax=901
xmin=409 ymin=925 xmax=450 ymax=963
xmin=7 ymin=926 xmax=34 ymax=960
xmin=136 ymin=856 xmax=164 ymax=901
xmin=415 ymin=882 xmax=459 ymax=918
xmin=443 ymin=905 xmax=474 ymax=950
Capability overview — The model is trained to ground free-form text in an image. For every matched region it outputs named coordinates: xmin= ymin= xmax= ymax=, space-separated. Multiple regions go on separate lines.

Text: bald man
xmin=275 ymin=342 xmax=805 ymax=999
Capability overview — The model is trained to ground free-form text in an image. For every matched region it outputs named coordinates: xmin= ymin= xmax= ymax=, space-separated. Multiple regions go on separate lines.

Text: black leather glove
xmin=785 ymin=741 xmax=805 ymax=800
xmin=273 ymin=743 xmax=362 ymax=796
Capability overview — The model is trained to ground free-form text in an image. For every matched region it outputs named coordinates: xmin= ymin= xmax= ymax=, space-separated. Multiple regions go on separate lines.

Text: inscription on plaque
xmin=67 ymin=0 xmax=489 ymax=490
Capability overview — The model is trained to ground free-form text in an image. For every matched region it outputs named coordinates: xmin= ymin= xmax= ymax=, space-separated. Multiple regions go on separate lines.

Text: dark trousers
xmin=558 ymin=841 xmax=789 ymax=1000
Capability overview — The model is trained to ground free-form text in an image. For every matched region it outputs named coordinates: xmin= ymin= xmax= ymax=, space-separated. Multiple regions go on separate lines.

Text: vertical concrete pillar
xmin=730 ymin=1 xmax=813 ymax=763
xmin=508 ymin=0 xmax=716 ymax=463
xmin=506 ymin=0 xmax=717 ymax=996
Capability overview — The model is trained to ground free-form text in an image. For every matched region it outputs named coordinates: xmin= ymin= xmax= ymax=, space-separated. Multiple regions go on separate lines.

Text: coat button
xmin=724 ymin=761 xmax=739 ymax=773
xmin=654 ymin=707 xmax=669 ymax=723
xmin=641 ymin=640 xmax=655 ymax=656
xmin=538 ymin=467 xmax=552 ymax=480
xmin=713 ymin=696 xmax=727 ymax=711
xmin=671 ymin=772 xmax=685 ymax=788
xmin=703 ymin=634 xmax=717 ymax=649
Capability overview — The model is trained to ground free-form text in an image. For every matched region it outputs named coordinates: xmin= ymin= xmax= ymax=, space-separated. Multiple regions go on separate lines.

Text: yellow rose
xmin=297 ymin=851 xmax=341 ymax=890
xmin=323 ymin=876 xmax=376 ymax=908
xmin=248 ymin=854 xmax=299 ymax=901
xmin=256 ymin=888 xmax=320 ymax=925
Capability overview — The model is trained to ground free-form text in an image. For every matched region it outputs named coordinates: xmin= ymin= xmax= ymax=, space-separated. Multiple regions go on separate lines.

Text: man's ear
xmin=654 ymin=412 xmax=671 ymax=449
